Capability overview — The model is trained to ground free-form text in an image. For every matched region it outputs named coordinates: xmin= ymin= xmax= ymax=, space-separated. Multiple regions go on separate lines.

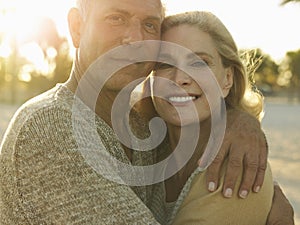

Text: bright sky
xmin=1 ymin=0 xmax=300 ymax=62
xmin=163 ymin=0 xmax=300 ymax=62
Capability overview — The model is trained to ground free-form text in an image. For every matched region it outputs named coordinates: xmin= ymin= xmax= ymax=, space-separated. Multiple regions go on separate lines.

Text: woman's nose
xmin=173 ymin=68 xmax=192 ymax=86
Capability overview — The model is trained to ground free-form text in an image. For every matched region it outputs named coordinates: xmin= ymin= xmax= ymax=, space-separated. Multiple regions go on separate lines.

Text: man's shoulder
xmin=22 ymin=84 xmax=73 ymax=112
xmin=16 ymin=84 xmax=73 ymax=117
xmin=2 ymin=85 xmax=75 ymax=140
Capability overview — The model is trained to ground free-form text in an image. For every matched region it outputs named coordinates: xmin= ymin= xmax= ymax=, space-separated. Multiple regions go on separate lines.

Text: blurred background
xmin=0 ymin=0 xmax=300 ymax=105
xmin=0 ymin=0 xmax=299 ymax=223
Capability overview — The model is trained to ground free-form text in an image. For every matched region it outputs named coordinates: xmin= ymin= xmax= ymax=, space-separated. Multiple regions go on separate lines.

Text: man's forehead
xmin=95 ymin=0 xmax=162 ymax=9
xmin=93 ymin=0 xmax=164 ymax=18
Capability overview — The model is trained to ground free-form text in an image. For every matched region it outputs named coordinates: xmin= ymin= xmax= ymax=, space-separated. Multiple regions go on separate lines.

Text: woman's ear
xmin=222 ymin=66 xmax=233 ymax=97
xmin=68 ymin=8 xmax=83 ymax=48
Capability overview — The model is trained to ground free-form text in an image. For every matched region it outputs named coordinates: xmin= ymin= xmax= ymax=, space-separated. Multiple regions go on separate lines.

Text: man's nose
xmin=122 ymin=21 xmax=144 ymax=44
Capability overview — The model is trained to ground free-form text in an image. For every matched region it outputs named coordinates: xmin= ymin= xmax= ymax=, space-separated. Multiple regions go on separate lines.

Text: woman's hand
xmin=203 ymin=109 xmax=268 ymax=198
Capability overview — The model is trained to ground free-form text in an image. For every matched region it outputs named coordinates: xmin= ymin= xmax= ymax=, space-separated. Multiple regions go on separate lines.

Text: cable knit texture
xmin=0 ymin=84 xmax=162 ymax=224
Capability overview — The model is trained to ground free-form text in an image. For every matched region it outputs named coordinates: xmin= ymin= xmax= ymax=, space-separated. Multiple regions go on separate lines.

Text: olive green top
xmin=169 ymin=161 xmax=273 ymax=225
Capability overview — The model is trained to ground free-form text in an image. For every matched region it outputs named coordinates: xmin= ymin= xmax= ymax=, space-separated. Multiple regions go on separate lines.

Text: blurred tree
xmin=0 ymin=34 xmax=4 ymax=86
xmin=254 ymin=49 xmax=279 ymax=95
xmin=280 ymin=50 xmax=300 ymax=99
xmin=0 ymin=58 xmax=5 ymax=86
xmin=0 ymin=15 xmax=73 ymax=103
xmin=281 ymin=0 xmax=300 ymax=5
xmin=50 ymin=40 xmax=73 ymax=86
xmin=277 ymin=49 xmax=300 ymax=101
xmin=24 ymin=17 xmax=72 ymax=88
xmin=0 ymin=38 xmax=5 ymax=86
xmin=240 ymin=49 xmax=279 ymax=96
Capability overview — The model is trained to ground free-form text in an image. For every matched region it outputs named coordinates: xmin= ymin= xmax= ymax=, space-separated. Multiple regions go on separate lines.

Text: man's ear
xmin=222 ymin=66 xmax=233 ymax=97
xmin=68 ymin=8 xmax=83 ymax=48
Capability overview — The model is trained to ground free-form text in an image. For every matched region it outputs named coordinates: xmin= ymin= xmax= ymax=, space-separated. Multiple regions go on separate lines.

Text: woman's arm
xmin=204 ymin=109 xmax=268 ymax=198
xmin=171 ymin=161 xmax=274 ymax=225
xmin=266 ymin=182 xmax=295 ymax=225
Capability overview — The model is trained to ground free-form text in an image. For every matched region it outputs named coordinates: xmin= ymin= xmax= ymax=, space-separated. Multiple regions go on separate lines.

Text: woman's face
xmin=152 ymin=24 xmax=233 ymax=127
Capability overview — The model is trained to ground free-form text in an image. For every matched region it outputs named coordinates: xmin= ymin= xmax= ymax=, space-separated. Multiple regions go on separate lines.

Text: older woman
xmin=146 ymin=11 xmax=274 ymax=224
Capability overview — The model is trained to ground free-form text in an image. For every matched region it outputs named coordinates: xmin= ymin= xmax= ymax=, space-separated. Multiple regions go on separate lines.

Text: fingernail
xmin=239 ymin=190 xmax=248 ymax=199
xmin=254 ymin=186 xmax=261 ymax=193
xmin=224 ymin=188 xmax=232 ymax=198
xmin=208 ymin=182 xmax=215 ymax=191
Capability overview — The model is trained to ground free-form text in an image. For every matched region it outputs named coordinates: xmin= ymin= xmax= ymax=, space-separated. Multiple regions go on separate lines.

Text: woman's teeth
xmin=168 ymin=96 xmax=196 ymax=103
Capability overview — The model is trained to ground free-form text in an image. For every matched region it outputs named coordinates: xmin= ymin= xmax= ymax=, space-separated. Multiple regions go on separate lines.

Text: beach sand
xmin=0 ymin=101 xmax=299 ymax=224
xmin=262 ymin=101 xmax=300 ymax=224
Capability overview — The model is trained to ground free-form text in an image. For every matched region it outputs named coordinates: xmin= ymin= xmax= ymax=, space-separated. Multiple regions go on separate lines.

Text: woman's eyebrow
xmin=157 ymin=53 xmax=175 ymax=62
xmin=187 ymin=52 xmax=214 ymax=60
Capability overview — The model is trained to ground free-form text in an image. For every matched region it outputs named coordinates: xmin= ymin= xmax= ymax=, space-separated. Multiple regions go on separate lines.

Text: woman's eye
xmin=155 ymin=63 xmax=174 ymax=70
xmin=190 ymin=60 xmax=207 ymax=68
xmin=106 ymin=15 xmax=125 ymax=25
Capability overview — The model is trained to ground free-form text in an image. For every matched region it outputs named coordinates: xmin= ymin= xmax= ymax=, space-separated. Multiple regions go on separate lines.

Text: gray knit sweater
xmin=0 ymin=84 xmax=163 ymax=224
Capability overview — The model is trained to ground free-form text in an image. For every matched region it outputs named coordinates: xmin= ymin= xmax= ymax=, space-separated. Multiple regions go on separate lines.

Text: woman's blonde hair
xmin=160 ymin=11 xmax=263 ymax=120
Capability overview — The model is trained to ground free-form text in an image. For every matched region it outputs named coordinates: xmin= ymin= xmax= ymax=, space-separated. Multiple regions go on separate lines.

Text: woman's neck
xmin=167 ymin=119 xmax=211 ymax=160
xmin=164 ymin=119 xmax=211 ymax=202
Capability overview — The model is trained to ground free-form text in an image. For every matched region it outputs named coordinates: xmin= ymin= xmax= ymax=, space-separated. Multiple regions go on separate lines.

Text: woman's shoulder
xmin=170 ymin=162 xmax=274 ymax=225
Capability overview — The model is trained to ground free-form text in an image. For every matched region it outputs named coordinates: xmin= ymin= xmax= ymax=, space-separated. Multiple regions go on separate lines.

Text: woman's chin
xmin=166 ymin=117 xmax=200 ymax=128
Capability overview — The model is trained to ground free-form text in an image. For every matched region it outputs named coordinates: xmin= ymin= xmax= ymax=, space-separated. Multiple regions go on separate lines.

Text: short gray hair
xmin=76 ymin=0 xmax=165 ymax=20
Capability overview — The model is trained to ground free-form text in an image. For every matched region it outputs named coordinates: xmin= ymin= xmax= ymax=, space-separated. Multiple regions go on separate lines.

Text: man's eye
xmin=190 ymin=60 xmax=207 ymax=68
xmin=155 ymin=63 xmax=174 ymax=70
xmin=144 ymin=22 xmax=158 ymax=33
xmin=106 ymin=15 xmax=125 ymax=25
